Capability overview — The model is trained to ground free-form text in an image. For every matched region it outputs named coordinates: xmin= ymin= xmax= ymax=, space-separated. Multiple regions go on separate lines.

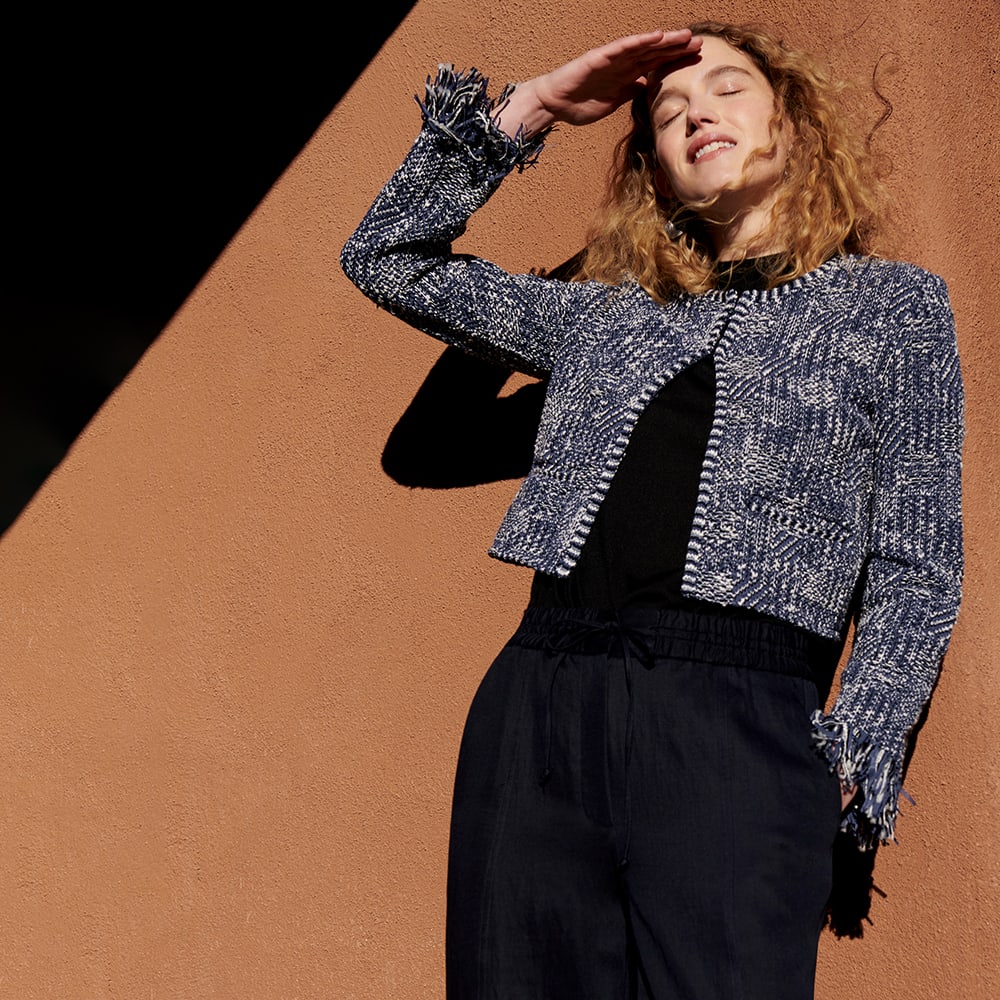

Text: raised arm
xmin=341 ymin=31 xmax=700 ymax=377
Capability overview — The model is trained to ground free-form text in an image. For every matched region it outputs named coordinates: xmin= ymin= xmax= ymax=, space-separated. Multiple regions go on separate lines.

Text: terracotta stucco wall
xmin=1 ymin=1 xmax=996 ymax=997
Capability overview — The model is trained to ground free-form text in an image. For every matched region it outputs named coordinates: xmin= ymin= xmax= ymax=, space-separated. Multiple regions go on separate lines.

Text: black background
xmin=2 ymin=5 xmax=416 ymax=534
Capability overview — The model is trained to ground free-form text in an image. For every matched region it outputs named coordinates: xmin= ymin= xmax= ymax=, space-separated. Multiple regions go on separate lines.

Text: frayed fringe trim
xmin=414 ymin=64 xmax=553 ymax=182
xmin=811 ymin=711 xmax=910 ymax=851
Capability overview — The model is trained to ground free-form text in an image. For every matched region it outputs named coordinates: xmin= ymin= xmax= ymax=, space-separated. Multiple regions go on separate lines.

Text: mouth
xmin=689 ymin=137 xmax=737 ymax=164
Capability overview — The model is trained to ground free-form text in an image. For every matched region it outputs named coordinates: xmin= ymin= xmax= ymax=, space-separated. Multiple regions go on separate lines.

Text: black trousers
xmin=446 ymin=607 xmax=843 ymax=1000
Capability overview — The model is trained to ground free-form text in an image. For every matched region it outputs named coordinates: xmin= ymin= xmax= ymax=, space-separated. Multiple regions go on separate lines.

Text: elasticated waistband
xmin=511 ymin=605 xmax=820 ymax=680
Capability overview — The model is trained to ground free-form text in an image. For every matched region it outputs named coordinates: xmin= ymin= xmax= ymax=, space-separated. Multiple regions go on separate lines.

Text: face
xmin=647 ymin=35 xmax=790 ymax=219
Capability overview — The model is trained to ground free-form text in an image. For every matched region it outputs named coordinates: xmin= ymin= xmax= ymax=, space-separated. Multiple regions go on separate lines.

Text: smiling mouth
xmin=693 ymin=140 xmax=736 ymax=163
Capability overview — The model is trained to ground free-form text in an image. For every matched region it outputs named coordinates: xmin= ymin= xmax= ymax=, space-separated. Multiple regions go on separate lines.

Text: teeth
xmin=694 ymin=140 xmax=735 ymax=161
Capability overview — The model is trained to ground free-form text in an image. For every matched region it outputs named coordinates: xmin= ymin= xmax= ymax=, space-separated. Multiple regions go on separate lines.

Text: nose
xmin=685 ymin=100 xmax=720 ymax=136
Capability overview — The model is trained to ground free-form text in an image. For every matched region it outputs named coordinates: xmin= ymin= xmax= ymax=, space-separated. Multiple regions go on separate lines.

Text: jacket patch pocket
xmin=744 ymin=494 xmax=853 ymax=546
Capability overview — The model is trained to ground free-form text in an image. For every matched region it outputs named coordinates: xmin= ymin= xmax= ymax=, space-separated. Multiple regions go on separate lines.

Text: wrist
xmin=494 ymin=78 xmax=556 ymax=139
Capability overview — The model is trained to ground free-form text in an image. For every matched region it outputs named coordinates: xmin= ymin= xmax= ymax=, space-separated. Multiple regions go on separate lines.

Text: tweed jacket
xmin=340 ymin=67 xmax=965 ymax=849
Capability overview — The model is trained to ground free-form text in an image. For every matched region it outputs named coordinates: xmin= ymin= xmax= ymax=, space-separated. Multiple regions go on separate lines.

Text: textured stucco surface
xmin=1 ymin=1 xmax=997 ymax=997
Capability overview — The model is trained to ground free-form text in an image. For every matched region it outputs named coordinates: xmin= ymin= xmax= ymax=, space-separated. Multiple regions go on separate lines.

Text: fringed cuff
xmin=811 ymin=710 xmax=909 ymax=851
xmin=414 ymin=64 xmax=553 ymax=185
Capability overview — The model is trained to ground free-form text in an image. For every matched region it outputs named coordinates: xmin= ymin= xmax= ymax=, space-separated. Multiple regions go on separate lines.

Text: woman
xmin=341 ymin=21 xmax=964 ymax=1000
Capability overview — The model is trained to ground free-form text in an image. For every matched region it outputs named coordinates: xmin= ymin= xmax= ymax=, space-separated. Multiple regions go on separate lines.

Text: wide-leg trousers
xmin=445 ymin=606 xmax=844 ymax=1000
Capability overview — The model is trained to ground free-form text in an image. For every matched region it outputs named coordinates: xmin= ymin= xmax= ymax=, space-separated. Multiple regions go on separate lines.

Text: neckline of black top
xmin=713 ymin=253 xmax=788 ymax=293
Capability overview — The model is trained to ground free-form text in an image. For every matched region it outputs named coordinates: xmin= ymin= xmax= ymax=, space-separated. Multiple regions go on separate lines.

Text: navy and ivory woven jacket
xmin=340 ymin=67 xmax=965 ymax=849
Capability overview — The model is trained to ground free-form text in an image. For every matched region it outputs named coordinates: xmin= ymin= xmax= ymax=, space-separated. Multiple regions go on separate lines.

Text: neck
xmin=704 ymin=187 xmax=786 ymax=260
xmin=711 ymin=223 xmax=785 ymax=261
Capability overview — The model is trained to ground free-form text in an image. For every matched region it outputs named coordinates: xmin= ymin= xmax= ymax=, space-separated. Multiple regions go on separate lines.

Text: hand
xmin=496 ymin=29 xmax=702 ymax=138
xmin=840 ymin=784 xmax=858 ymax=813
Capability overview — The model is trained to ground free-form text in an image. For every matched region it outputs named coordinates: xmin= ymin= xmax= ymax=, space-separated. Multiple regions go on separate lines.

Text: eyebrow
xmin=650 ymin=65 xmax=757 ymax=117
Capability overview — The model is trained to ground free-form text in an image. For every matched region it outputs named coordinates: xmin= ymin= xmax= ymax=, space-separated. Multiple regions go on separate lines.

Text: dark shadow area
xmin=2 ymin=4 xmax=416 ymax=536
xmin=826 ymin=834 xmax=880 ymax=938
xmin=381 ymin=346 xmax=545 ymax=487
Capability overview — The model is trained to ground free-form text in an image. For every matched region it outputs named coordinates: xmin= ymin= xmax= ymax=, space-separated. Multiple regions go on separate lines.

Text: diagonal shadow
xmin=1 ymin=5 xmax=416 ymax=537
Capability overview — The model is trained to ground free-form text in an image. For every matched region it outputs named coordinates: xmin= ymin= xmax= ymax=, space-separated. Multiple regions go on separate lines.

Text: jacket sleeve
xmin=340 ymin=65 xmax=599 ymax=379
xmin=811 ymin=271 xmax=965 ymax=849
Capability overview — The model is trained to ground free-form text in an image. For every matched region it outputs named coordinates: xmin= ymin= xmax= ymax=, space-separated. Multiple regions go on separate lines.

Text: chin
xmin=679 ymin=176 xmax=742 ymax=208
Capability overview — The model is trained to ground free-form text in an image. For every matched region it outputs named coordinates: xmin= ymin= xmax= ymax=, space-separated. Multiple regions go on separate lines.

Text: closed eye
xmin=655 ymin=108 xmax=684 ymax=130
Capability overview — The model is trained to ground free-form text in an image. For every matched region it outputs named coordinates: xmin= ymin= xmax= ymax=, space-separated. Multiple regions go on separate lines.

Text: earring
xmin=665 ymin=220 xmax=682 ymax=241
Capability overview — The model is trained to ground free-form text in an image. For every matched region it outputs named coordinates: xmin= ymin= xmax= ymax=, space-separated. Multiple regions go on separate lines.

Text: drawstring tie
xmin=538 ymin=613 xmax=656 ymax=870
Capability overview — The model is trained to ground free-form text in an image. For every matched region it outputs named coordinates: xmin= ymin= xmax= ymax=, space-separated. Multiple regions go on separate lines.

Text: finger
xmin=600 ymin=29 xmax=692 ymax=60
xmin=648 ymin=35 xmax=703 ymax=60
xmin=597 ymin=46 xmax=698 ymax=90
xmin=637 ymin=40 xmax=703 ymax=87
xmin=633 ymin=28 xmax=703 ymax=55
xmin=634 ymin=45 xmax=697 ymax=72
xmin=633 ymin=28 xmax=695 ymax=45
xmin=628 ymin=35 xmax=702 ymax=70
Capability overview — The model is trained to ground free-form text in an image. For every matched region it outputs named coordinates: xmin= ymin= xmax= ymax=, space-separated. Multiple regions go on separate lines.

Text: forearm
xmin=341 ymin=67 xmax=594 ymax=377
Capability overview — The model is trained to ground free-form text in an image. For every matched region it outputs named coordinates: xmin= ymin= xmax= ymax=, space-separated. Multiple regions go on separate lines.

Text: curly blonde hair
xmin=571 ymin=21 xmax=889 ymax=298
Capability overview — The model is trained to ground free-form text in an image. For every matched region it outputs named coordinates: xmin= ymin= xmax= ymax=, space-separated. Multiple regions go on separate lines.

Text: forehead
xmin=648 ymin=35 xmax=770 ymax=98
